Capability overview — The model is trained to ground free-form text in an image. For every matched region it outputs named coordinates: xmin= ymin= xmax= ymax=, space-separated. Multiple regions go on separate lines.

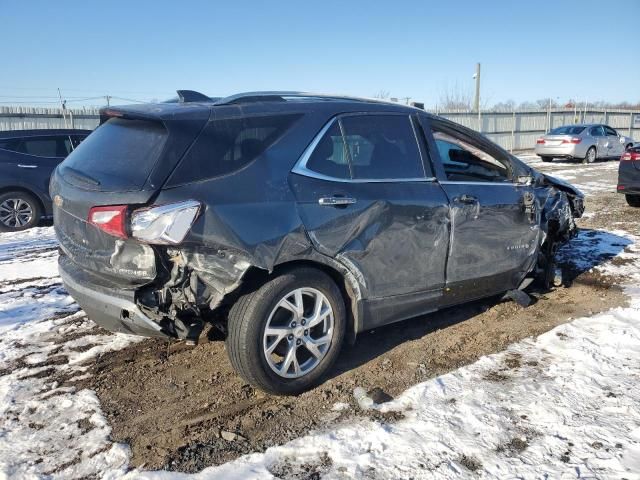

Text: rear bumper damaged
xmin=59 ymin=255 xmax=168 ymax=338
xmin=59 ymin=245 xmax=254 ymax=339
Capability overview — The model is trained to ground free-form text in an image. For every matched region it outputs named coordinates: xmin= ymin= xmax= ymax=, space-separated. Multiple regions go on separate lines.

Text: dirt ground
xmin=74 ymin=158 xmax=640 ymax=473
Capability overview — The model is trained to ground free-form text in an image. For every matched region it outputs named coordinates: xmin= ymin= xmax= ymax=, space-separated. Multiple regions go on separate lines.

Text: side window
xmin=306 ymin=122 xmax=351 ymax=179
xmin=20 ymin=136 xmax=61 ymax=157
xmin=340 ymin=115 xmax=424 ymax=180
xmin=61 ymin=136 xmax=73 ymax=156
xmin=604 ymin=126 xmax=618 ymax=136
xmin=0 ymin=138 xmax=21 ymax=152
xmin=431 ymin=127 xmax=510 ymax=182
xmin=169 ymin=114 xmax=301 ymax=184
xmin=590 ymin=126 xmax=604 ymax=137
xmin=72 ymin=135 xmax=87 ymax=148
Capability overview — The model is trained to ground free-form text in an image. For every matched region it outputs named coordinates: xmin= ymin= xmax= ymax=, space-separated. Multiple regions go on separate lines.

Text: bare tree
xmin=492 ymin=99 xmax=516 ymax=112
xmin=373 ymin=90 xmax=390 ymax=100
xmin=438 ymin=82 xmax=472 ymax=111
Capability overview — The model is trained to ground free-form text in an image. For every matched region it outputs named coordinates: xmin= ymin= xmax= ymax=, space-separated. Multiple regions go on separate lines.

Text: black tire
xmin=583 ymin=146 xmax=596 ymax=164
xmin=541 ymin=156 xmax=553 ymax=163
xmin=226 ymin=267 xmax=346 ymax=395
xmin=626 ymin=143 xmax=633 ymax=152
xmin=0 ymin=191 xmax=42 ymax=232
xmin=626 ymin=195 xmax=640 ymax=208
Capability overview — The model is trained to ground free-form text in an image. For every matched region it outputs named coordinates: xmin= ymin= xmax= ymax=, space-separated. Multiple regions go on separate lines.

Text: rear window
xmin=550 ymin=126 xmax=586 ymax=135
xmin=60 ymin=119 xmax=167 ymax=190
xmin=168 ymin=114 xmax=301 ymax=185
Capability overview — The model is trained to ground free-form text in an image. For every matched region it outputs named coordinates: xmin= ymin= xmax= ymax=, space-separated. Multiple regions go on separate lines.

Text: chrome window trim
xmin=291 ymin=114 xmax=436 ymax=184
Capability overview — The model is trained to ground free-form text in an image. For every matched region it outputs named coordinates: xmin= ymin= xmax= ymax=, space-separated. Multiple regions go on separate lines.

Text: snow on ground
xmin=0 ymin=156 xmax=639 ymax=479
xmin=0 ymin=227 xmax=141 ymax=479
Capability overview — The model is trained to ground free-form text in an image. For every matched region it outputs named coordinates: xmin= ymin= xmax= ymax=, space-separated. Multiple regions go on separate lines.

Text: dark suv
xmin=0 ymin=129 xmax=91 ymax=231
xmin=51 ymin=92 xmax=584 ymax=394
xmin=618 ymin=144 xmax=640 ymax=207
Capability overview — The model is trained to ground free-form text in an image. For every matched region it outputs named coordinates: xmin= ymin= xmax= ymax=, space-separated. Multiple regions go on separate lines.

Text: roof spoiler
xmin=176 ymin=90 xmax=215 ymax=103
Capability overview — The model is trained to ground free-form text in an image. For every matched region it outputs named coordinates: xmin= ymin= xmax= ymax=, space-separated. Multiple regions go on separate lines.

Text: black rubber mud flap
xmin=504 ymin=289 xmax=533 ymax=307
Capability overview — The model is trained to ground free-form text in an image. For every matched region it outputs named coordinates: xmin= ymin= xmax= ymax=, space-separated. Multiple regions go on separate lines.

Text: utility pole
xmin=57 ymin=88 xmax=68 ymax=128
xmin=473 ymin=63 xmax=481 ymax=112
xmin=106 ymin=95 xmax=111 ymax=107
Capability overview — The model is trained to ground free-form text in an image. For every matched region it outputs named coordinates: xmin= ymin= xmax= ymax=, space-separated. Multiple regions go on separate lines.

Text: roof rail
xmin=213 ymin=91 xmax=396 ymax=106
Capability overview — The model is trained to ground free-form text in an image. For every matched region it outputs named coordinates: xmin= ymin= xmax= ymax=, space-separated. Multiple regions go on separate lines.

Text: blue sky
xmin=1 ymin=0 xmax=638 ymax=107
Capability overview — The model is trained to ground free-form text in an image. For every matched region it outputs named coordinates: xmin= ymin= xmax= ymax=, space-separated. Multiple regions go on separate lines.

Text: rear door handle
xmin=318 ymin=196 xmax=357 ymax=207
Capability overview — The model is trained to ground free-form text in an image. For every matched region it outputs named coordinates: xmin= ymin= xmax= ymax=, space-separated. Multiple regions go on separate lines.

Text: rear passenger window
xmin=303 ymin=114 xmax=426 ymax=180
xmin=0 ymin=138 xmax=20 ymax=152
xmin=590 ymin=126 xmax=604 ymax=137
xmin=306 ymin=122 xmax=351 ymax=179
xmin=17 ymin=136 xmax=70 ymax=157
xmin=341 ymin=115 xmax=424 ymax=180
xmin=431 ymin=126 xmax=510 ymax=182
xmin=169 ymin=114 xmax=302 ymax=184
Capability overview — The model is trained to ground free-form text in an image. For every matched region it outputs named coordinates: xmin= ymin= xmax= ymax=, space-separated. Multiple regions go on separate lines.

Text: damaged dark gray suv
xmin=51 ymin=91 xmax=584 ymax=395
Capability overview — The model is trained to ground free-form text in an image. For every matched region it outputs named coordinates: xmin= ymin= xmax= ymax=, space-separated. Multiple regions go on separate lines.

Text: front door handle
xmin=318 ymin=196 xmax=357 ymax=207
xmin=458 ymin=194 xmax=478 ymax=204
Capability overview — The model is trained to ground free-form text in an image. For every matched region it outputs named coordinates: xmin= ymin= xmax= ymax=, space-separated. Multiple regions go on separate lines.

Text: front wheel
xmin=583 ymin=146 xmax=596 ymax=164
xmin=0 ymin=191 xmax=42 ymax=232
xmin=626 ymin=143 xmax=633 ymax=152
xmin=226 ymin=267 xmax=346 ymax=395
xmin=626 ymin=195 xmax=640 ymax=208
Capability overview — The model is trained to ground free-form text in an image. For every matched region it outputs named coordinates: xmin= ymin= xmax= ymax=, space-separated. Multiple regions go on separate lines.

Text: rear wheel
xmin=226 ymin=267 xmax=346 ymax=395
xmin=626 ymin=195 xmax=640 ymax=208
xmin=583 ymin=146 xmax=596 ymax=164
xmin=0 ymin=191 xmax=41 ymax=232
xmin=540 ymin=156 xmax=553 ymax=163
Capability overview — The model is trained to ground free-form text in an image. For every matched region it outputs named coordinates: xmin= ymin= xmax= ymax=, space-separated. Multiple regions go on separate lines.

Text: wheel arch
xmin=0 ymin=185 xmax=46 ymax=218
xmin=239 ymin=259 xmax=363 ymax=345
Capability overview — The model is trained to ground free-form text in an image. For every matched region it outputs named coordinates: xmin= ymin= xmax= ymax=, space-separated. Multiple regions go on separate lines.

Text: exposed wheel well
xmin=238 ymin=260 xmax=360 ymax=344
xmin=0 ymin=186 xmax=46 ymax=217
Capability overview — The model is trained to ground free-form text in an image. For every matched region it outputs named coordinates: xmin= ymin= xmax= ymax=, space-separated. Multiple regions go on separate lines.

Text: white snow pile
xmin=128 ymin=232 xmax=640 ymax=479
xmin=0 ymin=227 xmax=141 ymax=479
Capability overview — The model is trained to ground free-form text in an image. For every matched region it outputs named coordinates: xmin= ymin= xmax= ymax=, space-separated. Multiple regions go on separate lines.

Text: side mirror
xmin=516 ymin=175 xmax=533 ymax=186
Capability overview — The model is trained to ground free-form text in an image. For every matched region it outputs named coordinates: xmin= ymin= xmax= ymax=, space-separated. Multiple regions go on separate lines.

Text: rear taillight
xmin=621 ymin=152 xmax=640 ymax=161
xmin=536 ymin=138 xmax=545 ymax=144
xmin=130 ymin=200 xmax=201 ymax=245
xmin=561 ymin=137 xmax=582 ymax=144
xmin=88 ymin=205 xmax=128 ymax=239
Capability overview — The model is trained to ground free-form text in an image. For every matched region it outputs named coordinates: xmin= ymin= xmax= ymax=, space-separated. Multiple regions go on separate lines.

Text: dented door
xmin=289 ymin=174 xmax=450 ymax=298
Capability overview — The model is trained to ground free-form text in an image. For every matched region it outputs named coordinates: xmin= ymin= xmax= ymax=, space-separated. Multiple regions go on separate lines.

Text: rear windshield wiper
xmin=61 ymin=166 xmax=101 ymax=186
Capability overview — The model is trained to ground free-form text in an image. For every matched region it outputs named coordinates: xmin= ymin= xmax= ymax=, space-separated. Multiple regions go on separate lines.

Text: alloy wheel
xmin=0 ymin=198 xmax=34 ymax=228
xmin=263 ymin=287 xmax=334 ymax=379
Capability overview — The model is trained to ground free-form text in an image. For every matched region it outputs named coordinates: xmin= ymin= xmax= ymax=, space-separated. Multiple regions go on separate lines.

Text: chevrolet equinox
xmin=51 ymin=91 xmax=584 ymax=394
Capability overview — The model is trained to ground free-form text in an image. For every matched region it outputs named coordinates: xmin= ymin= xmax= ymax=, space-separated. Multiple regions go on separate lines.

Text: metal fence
xmin=1 ymin=105 xmax=639 ymax=152
xmin=0 ymin=106 xmax=100 ymax=131
xmin=433 ymin=109 xmax=640 ymax=151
